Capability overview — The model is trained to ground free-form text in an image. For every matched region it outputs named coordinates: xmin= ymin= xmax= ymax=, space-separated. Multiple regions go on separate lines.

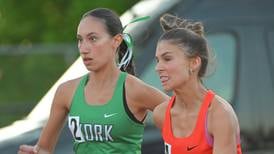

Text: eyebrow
xmin=77 ymin=32 xmax=98 ymax=39
xmin=156 ymin=51 xmax=172 ymax=58
xmin=161 ymin=52 xmax=172 ymax=57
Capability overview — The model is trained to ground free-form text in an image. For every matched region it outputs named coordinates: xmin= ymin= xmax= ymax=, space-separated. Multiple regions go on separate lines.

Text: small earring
xmin=189 ymin=69 xmax=193 ymax=75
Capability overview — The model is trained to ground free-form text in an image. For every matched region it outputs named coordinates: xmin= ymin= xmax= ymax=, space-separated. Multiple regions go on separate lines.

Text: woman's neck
xmin=173 ymin=81 xmax=207 ymax=111
xmin=88 ymin=64 xmax=121 ymax=89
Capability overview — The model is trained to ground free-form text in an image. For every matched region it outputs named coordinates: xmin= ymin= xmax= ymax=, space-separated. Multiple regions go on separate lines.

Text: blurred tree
xmin=0 ymin=0 xmax=139 ymax=44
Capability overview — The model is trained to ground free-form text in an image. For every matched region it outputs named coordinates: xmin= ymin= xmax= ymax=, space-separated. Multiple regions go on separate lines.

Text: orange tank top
xmin=162 ymin=90 xmax=242 ymax=154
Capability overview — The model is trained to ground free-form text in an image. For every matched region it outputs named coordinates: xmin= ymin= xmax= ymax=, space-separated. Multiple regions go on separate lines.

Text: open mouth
xmin=160 ymin=76 xmax=169 ymax=84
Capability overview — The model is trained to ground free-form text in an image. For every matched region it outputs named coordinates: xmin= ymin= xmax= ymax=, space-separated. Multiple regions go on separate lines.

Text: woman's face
xmin=77 ymin=16 xmax=118 ymax=71
xmin=155 ymin=40 xmax=192 ymax=91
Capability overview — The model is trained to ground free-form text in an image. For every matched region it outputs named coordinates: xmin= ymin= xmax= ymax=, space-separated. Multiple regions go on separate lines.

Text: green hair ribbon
xmin=118 ymin=16 xmax=151 ymax=70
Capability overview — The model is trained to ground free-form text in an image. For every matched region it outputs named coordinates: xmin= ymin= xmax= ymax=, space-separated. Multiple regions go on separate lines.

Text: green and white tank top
xmin=68 ymin=72 xmax=144 ymax=154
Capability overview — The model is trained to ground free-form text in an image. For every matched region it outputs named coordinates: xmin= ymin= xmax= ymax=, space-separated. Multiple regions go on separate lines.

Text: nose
xmin=155 ymin=61 xmax=164 ymax=73
xmin=78 ymin=40 xmax=91 ymax=54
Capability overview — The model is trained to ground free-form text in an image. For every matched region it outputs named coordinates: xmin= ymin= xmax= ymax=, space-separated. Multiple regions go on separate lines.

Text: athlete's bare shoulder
xmin=125 ymin=73 xmax=169 ymax=111
xmin=207 ymin=93 xmax=239 ymax=136
xmin=125 ymin=74 xmax=167 ymax=98
xmin=210 ymin=94 xmax=238 ymax=120
xmin=125 ymin=74 xmax=145 ymax=89
xmin=59 ymin=76 xmax=82 ymax=93
xmin=55 ymin=75 xmax=86 ymax=110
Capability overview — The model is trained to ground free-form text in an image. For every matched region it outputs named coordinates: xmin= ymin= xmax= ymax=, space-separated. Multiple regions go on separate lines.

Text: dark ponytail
xmin=118 ymin=39 xmax=135 ymax=75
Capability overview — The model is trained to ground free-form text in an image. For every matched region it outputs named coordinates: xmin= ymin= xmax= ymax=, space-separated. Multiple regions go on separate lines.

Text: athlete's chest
xmin=170 ymin=109 xmax=199 ymax=138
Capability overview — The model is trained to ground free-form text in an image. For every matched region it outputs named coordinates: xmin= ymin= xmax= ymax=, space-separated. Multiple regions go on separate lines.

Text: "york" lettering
xmin=68 ymin=116 xmax=113 ymax=142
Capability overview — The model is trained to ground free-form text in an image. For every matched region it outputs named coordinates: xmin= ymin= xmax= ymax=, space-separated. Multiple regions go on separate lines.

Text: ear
xmin=112 ymin=34 xmax=123 ymax=49
xmin=189 ymin=56 xmax=201 ymax=72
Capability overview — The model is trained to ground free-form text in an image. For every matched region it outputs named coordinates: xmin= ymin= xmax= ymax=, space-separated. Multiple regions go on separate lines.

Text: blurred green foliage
xmin=0 ymin=54 xmax=68 ymax=102
xmin=0 ymin=0 xmax=139 ymax=44
xmin=0 ymin=53 xmax=69 ymax=126
xmin=0 ymin=0 xmax=139 ymax=127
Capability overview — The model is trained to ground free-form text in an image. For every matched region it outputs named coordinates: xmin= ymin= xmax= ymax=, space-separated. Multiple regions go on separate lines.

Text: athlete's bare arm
xmin=208 ymin=95 xmax=240 ymax=154
xmin=18 ymin=78 xmax=80 ymax=154
xmin=125 ymin=74 xmax=169 ymax=122
xmin=152 ymin=102 xmax=169 ymax=130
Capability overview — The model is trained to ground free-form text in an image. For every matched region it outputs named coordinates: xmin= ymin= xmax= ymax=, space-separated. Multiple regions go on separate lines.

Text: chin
xmin=85 ymin=66 xmax=98 ymax=72
xmin=163 ymin=85 xmax=172 ymax=92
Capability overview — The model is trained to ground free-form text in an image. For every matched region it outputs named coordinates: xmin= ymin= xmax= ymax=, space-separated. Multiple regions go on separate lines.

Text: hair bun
xmin=185 ymin=22 xmax=204 ymax=36
xmin=160 ymin=13 xmax=178 ymax=32
xmin=160 ymin=13 xmax=204 ymax=36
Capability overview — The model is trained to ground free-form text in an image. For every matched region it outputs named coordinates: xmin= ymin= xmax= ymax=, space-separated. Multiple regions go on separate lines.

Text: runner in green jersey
xmin=68 ymin=72 xmax=145 ymax=153
xmin=18 ymin=8 xmax=168 ymax=154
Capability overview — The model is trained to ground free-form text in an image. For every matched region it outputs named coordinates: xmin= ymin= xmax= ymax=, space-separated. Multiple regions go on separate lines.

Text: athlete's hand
xmin=18 ymin=145 xmax=37 ymax=154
